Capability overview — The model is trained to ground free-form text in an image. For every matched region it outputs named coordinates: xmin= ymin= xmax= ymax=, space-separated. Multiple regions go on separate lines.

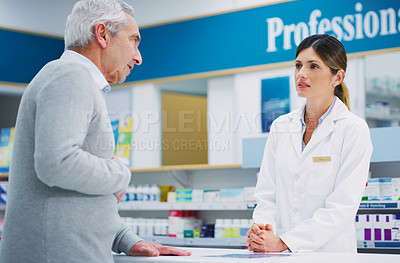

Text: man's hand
xmin=129 ymin=241 xmax=191 ymax=257
xmin=246 ymin=224 xmax=288 ymax=252
xmin=112 ymin=155 xmax=127 ymax=204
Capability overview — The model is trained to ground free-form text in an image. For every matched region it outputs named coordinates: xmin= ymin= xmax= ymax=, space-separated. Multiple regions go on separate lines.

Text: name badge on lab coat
xmin=312 ymin=156 xmax=331 ymax=162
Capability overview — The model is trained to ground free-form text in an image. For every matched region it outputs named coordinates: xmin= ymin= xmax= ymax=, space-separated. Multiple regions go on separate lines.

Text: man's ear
xmin=94 ymin=23 xmax=108 ymax=49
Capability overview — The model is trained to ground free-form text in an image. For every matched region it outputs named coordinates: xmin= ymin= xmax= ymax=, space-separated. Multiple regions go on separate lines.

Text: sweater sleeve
xmin=112 ymin=223 xmax=143 ymax=255
xmin=33 ymin=66 xmax=131 ymax=195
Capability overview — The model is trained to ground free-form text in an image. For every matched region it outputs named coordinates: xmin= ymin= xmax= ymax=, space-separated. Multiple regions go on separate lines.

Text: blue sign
xmin=128 ymin=0 xmax=400 ymax=82
xmin=261 ymin=77 xmax=290 ymax=133
xmin=359 ymin=202 xmax=398 ymax=209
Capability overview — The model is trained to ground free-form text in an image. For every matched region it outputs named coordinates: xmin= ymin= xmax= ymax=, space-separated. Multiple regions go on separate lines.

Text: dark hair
xmin=296 ymin=34 xmax=350 ymax=110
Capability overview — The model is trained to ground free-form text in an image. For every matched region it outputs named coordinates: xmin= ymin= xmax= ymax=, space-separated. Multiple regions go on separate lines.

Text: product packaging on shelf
xmin=203 ymin=190 xmax=220 ymax=203
xmin=355 ymin=213 xmax=400 ymax=242
xmin=168 ymin=210 xmax=201 ymax=238
xmin=362 ymin=178 xmax=400 ymax=201
xmin=363 ymin=179 xmax=380 ymax=201
xmin=159 ymin=185 xmax=175 ymax=202
xmin=243 ymin=187 xmax=256 ymax=202
xmin=220 ymin=188 xmax=244 ymax=202
xmin=176 ymin=189 xmax=192 ymax=202
xmin=111 ymin=118 xmax=133 ymax=167
xmin=191 ymin=189 xmax=203 ymax=202
xmin=0 ymin=127 xmax=15 ymax=173
xmin=122 ymin=184 xmax=161 ymax=202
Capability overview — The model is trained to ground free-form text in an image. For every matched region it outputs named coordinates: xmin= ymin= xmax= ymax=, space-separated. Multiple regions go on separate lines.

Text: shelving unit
xmin=366 ymin=113 xmax=400 ymax=122
xmin=118 ymin=164 xmax=258 ymax=248
xmin=357 ymin=201 xmax=400 ymax=253
xmin=130 ymin=164 xmax=242 ymax=173
xmin=358 ymin=241 xmax=400 ymax=254
xmin=364 ymin=51 xmax=400 ymax=128
xmin=359 ymin=201 xmax=400 ymax=210
xmin=366 ymin=90 xmax=400 ymax=99
xmin=119 ymin=202 xmax=256 ymax=211
xmin=357 ymin=128 xmax=400 ymax=253
xmin=141 ymin=237 xmax=246 ymax=248
xmin=120 ymin=201 xmax=398 ymax=212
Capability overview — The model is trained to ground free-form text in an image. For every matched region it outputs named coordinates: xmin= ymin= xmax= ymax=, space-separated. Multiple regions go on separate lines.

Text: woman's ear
xmin=334 ymin=69 xmax=345 ymax=86
xmin=94 ymin=23 xmax=108 ymax=49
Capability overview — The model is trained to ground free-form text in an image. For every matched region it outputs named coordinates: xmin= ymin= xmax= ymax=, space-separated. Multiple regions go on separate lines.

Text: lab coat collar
xmin=287 ymin=97 xmax=350 ymax=157
xmin=288 ymin=96 xmax=349 ymax=121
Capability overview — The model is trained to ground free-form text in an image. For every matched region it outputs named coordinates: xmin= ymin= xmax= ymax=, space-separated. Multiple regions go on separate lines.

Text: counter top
xmin=113 ymin=247 xmax=400 ymax=263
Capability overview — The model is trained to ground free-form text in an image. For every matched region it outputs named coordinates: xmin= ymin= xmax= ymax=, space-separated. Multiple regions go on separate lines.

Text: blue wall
xmin=0 ymin=29 xmax=64 ymax=84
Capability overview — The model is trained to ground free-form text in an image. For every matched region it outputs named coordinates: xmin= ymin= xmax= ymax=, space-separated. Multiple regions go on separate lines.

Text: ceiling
xmin=0 ymin=0 xmax=278 ymax=36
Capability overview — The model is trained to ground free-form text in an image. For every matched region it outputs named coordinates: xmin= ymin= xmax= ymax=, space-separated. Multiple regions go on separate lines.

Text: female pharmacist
xmin=246 ymin=34 xmax=373 ymax=253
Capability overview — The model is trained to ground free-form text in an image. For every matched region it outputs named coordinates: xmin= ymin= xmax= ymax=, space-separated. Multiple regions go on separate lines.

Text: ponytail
xmin=334 ymin=82 xmax=350 ymax=110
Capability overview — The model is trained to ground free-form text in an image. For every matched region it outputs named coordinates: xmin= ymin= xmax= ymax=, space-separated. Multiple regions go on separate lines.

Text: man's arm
xmin=34 ymin=67 xmax=130 ymax=195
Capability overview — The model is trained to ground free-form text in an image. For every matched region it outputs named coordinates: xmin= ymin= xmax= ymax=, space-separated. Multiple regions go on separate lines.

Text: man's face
xmin=103 ymin=13 xmax=142 ymax=84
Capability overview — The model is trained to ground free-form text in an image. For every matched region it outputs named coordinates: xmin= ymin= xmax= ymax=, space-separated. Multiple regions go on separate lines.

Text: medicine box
xmin=362 ymin=178 xmax=380 ymax=201
xmin=176 ymin=189 xmax=192 ymax=202
xmin=392 ymin=178 xmax=400 ymax=201
xmin=0 ymin=127 xmax=15 ymax=173
xmin=191 ymin=189 xmax=203 ymax=203
xmin=243 ymin=187 xmax=256 ymax=202
xmin=220 ymin=188 xmax=244 ymax=202
xmin=203 ymin=190 xmax=220 ymax=203
xmin=167 ymin=192 xmax=177 ymax=202
xmin=380 ymin=178 xmax=393 ymax=201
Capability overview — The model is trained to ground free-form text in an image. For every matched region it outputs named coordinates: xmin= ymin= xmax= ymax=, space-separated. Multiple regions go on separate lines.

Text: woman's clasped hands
xmin=246 ymin=223 xmax=289 ymax=252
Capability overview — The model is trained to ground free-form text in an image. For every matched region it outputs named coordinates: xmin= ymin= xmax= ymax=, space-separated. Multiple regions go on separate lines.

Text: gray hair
xmin=64 ymin=0 xmax=134 ymax=50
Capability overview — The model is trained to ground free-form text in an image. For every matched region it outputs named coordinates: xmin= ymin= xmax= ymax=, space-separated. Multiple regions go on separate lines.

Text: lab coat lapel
xmin=287 ymin=108 xmax=303 ymax=158
xmin=302 ymin=98 xmax=349 ymax=156
xmin=302 ymin=114 xmax=334 ymax=156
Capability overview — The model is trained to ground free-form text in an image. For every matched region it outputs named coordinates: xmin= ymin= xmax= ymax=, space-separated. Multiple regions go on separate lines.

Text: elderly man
xmin=0 ymin=0 xmax=190 ymax=262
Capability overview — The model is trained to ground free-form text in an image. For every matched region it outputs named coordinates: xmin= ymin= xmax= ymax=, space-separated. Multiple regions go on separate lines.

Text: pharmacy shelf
xmin=358 ymin=240 xmax=400 ymax=250
xmin=118 ymin=202 xmax=257 ymax=211
xmin=130 ymin=164 xmax=242 ymax=173
xmin=366 ymin=89 xmax=400 ymax=99
xmin=119 ymin=201 xmax=400 ymax=211
xmin=359 ymin=201 xmax=400 ymax=210
xmin=365 ymin=113 xmax=400 ymax=121
xmin=141 ymin=237 xmax=246 ymax=248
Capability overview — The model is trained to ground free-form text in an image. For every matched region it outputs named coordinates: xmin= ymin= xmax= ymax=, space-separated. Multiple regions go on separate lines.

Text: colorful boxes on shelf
xmin=0 ymin=127 xmax=15 ymax=173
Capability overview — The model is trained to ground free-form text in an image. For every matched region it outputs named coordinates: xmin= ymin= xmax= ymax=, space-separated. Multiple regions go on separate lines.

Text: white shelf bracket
xmin=167 ymin=170 xmax=193 ymax=189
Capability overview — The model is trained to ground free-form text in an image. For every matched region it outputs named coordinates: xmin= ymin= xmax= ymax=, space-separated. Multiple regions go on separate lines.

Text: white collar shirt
xmin=60 ymin=50 xmax=111 ymax=94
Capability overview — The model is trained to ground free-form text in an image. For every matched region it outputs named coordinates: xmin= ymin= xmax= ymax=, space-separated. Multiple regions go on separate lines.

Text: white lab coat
xmin=253 ymin=97 xmax=373 ymax=253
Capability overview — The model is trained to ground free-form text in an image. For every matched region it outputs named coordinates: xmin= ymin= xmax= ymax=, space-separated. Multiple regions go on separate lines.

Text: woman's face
xmin=294 ymin=47 xmax=338 ymax=100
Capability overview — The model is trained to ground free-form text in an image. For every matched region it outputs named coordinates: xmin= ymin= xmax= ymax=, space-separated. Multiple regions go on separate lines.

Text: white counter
xmin=113 ymin=247 xmax=400 ymax=263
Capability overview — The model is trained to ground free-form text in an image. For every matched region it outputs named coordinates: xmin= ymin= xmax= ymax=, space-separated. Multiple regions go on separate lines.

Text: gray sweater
xmin=0 ymin=58 xmax=141 ymax=263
